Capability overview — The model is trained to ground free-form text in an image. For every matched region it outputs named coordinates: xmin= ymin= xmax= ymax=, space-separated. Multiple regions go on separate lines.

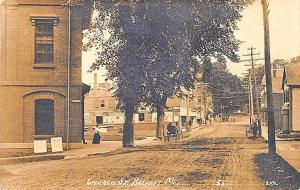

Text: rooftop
xmin=261 ymin=69 xmax=284 ymax=93
xmin=283 ymin=64 xmax=300 ymax=86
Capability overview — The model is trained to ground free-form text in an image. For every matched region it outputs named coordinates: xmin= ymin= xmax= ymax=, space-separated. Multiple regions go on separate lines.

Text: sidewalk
xmin=0 ymin=137 xmax=157 ymax=165
xmin=261 ymin=125 xmax=300 ymax=173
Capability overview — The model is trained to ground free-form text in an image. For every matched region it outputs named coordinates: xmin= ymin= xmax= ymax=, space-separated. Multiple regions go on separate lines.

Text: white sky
xmin=227 ymin=0 xmax=300 ymax=76
xmin=82 ymin=0 xmax=300 ymax=84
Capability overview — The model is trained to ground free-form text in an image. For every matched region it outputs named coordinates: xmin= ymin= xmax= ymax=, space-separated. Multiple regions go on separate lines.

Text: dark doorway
xmin=35 ymin=99 xmax=54 ymax=135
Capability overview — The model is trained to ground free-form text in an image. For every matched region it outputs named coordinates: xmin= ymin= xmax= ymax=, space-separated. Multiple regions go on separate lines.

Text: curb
xmin=0 ymin=150 xmax=116 ymax=166
xmin=0 ymin=154 xmax=66 ymax=165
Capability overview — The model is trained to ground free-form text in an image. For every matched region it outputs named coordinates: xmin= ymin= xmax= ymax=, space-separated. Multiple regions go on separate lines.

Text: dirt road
xmin=0 ymin=115 xmax=268 ymax=190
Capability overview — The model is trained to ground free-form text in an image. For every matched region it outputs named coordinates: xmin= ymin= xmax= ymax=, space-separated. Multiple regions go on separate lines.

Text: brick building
xmin=84 ymin=73 xmax=121 ymax=127
xmin=0 ymin=0 xmax=92 ymax=147
xmin=84 ymin=73 xmax=213 ymax=140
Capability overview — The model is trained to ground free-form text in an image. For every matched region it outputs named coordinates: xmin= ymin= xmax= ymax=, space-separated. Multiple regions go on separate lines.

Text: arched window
xmin=35 ymin=99 xmax=54 ymax=135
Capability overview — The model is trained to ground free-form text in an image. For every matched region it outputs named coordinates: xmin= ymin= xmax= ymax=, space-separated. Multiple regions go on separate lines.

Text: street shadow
xmin=254 ymin=153 xmax=300 ymax=190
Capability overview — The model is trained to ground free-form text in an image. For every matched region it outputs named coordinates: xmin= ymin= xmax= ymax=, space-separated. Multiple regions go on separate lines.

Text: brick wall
xmin=0 ymin=1 xmax=85 ymax=143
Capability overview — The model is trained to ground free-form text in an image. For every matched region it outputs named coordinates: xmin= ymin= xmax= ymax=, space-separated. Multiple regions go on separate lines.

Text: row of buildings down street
xmin=260 ymin=64 xmax=300 ymax=133
xmin=84 ymin=73 xmax=213 ymax=141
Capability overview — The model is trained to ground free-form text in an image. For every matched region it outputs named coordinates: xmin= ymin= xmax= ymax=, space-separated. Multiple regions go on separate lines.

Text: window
xmin=96 ymin=116 xmax=103 ymax=124
xmin=284 ymin=90 xmax=289 ymax=103
xmin=100 ymin=100 xmax=105 ymax=107
xmin=35 ymin=20 xmax=54 ymax=64
xmin=198 ymin=98 xmax=201 ymax=103
xmin=35 ymin=99 xmax=54 ymax=135
xmin=138 ymin=113 xmax=145 ymax=122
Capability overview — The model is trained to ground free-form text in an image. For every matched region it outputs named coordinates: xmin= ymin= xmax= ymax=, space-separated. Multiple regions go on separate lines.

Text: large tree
xmin=84 ymin=0 xmax=253 ymax=146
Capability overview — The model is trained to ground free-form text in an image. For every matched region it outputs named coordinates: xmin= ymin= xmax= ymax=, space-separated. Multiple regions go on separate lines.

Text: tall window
xmin=100 ymin=100 xmax=105 ymax=107
xmin=35 ymin=99 xmax=54 ymax=135
xmin=138 ymin=113 xmax=145 ymax=122
xmin=35 ymin=20 xmax=54 ymax=64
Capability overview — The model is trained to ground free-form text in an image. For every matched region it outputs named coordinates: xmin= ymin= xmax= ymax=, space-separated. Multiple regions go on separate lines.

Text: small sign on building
xmin=34 ymin=140 xmax=47 ymax=154
xmin=50 ymin=137 xmax=63 ymax=153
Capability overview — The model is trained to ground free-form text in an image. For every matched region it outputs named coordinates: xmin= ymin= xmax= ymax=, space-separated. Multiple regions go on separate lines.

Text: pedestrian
xmin=175 ymin=122 xmax=182 ymax=138
xmin=252 ymin=121 xmax=258 ymax=138
xmin=167 ymin=122 xmax=173 ymax=135
xmin=175 ymin=122 xmax=181 ymax=133
xmin=188 ymin=119 xmax=192 ymax=129
xmin=92 ymin=131 xmax=101 ymax=144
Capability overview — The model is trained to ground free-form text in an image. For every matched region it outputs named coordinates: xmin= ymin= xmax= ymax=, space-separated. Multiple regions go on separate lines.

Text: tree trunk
xmin=123 ymin=105 xmax=134 ymax=147
xmin=156 ymin=106 xmax=165 ymax=140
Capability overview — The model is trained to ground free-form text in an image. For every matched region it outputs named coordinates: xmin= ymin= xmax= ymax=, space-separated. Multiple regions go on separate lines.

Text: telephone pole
xmin=243 ymin=47 xmax=264 ymax=136
xmin=242 ymin=72 xmax=254 ymax=124
xmin=247 ymin=80 xmax=252 ymax=123
xmin=262 ymin=0 xmax=276 ymax=154
xmin=186 ymin=92 xmax=190 ymax=132
xmin=249 ymin=71 xmax=254 ymax=119
xmin=243 ymin=47 xmax=262 ymax=115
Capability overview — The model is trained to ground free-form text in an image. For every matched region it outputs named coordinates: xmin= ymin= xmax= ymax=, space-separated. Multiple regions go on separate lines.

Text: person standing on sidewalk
xmin=252 ymin=120 xmax=259 ymax=138
xmin=92 ymin=131 xmax=101 ymax=144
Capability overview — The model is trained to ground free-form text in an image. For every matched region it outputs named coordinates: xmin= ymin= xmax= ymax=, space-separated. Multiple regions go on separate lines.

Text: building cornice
xmin=0 ymin=81 xmax=82 ymax=87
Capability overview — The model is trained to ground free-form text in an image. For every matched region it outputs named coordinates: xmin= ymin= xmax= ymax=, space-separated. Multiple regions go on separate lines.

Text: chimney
xmin=93 ymin=73 xmax=97 ymax=95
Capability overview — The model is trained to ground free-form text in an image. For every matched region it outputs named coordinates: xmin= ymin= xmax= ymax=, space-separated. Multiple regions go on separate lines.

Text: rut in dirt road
xmin=0 ymin=118 xmax=268 ymax=190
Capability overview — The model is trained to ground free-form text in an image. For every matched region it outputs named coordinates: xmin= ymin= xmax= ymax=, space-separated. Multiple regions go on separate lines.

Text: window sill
xmin=34 ymin=135 xmax=55 ymax=139
xmin=33 ymin=64 xmax=55 ymax=69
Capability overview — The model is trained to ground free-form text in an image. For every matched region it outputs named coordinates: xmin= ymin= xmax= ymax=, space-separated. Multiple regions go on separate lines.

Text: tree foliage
xmin=209 ymin=62 xmax=247 ymax=114
xmin=83 ymin=0 xmax=253 ymax=145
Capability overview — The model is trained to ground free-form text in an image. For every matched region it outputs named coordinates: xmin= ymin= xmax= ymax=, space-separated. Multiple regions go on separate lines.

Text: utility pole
xmin=262 ymin=0 xmax=276 ymax=154
xmin=247 ymin=79 xmax=252 ymax=123
xmin=243 ymin=47 xmax=264 ymax=136
xmin=66 ymin=0 xmax=71 ymax=150
xmin=249 ymin=70 xmax=254 ymax=119
xmin=186 ymin=92 xmax=190 ymax=132
xmin=243 ymin=47 xmax=262 ymax=115
xmin=242 ymin=72 xmax=254 ymax=124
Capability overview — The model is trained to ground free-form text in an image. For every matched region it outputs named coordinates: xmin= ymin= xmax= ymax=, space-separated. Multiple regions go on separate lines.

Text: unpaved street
xmin=0 ymin=115 xmax=268 ymax=190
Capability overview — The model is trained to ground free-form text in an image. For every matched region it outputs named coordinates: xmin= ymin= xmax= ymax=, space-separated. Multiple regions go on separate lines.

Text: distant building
xmin=194 ymin=73 xmax=214 ymax=122
xmin=0 ymin=0 xmax=92 ymax=146
xmin=281 ymin=64 xmax=300 ymax=132
xmin=84 ymin=73 xmax=121 ymax=127
xmin=260 ymin=69 xmax=284 ymax=130
xmin=84 ymin=73 xmax=213 ymax=139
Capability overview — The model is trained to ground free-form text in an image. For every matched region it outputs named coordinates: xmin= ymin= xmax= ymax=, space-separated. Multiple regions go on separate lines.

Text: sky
xmin=227 ymin=0 xmax=300 ymax=76
xmin=82 ymin=0 xmax=300 ymax=85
